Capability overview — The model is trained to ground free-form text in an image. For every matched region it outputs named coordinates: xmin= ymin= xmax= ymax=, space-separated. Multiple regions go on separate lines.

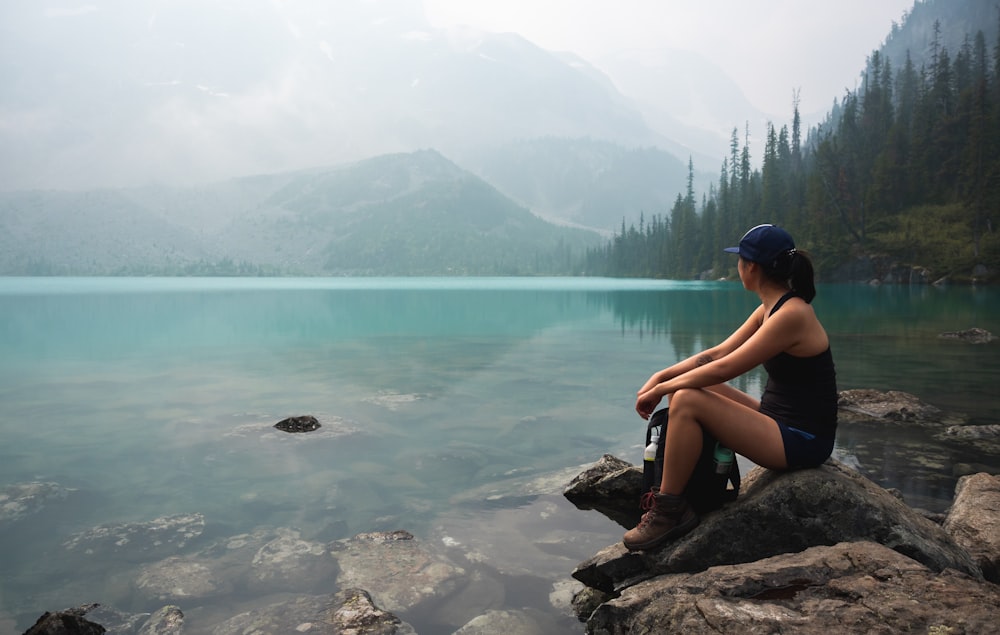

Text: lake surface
xmin=1 ymin=277 xmax=998 ymax=634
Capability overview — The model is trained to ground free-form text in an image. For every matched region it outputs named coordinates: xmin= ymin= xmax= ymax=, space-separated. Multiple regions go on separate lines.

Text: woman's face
xmin=737 ymin=257 xmax=755 ymax=291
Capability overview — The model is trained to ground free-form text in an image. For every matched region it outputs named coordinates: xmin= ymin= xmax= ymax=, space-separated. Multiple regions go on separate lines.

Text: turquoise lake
xmin=1 ymin=277 xmax=998 ymax=633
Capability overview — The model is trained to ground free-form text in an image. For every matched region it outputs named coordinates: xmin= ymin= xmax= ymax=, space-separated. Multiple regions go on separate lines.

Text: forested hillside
xmin=586 ymin=4 xmax=1000 ymax=283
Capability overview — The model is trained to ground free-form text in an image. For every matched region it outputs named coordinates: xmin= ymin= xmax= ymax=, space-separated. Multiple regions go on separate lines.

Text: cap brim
xmin=723 ymin=246 xmax=740 ymax=254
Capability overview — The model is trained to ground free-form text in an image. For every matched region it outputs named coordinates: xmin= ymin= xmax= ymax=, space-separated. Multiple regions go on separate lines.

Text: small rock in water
xmin=274 ymin=415 xmax=321 ymax=433
xmin=938 ymin=327 xmax=996 ymax=344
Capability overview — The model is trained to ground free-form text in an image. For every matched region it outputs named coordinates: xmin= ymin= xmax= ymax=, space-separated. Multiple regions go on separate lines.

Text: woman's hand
xmin=635 ymin=388 xmax=662 ymax=420
xmin=638 ymin=371 xmax=664 ymax=396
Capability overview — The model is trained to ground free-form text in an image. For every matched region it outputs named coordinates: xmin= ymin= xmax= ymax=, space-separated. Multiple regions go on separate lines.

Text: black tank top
xmin=758 ymin=292 xmax=838 ymax=438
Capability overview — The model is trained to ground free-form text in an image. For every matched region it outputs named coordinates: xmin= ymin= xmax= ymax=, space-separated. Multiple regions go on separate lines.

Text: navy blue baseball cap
xmin=724 ymin=224 xmax=795 ymax=263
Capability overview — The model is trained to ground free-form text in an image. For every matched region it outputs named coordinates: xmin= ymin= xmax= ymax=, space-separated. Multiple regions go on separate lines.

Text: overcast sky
xmin=424 ymin=0 xmax=917 ymax=117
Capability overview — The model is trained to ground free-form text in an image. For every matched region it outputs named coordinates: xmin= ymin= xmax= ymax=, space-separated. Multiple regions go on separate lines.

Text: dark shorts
xmin=776 ymin=422 xmax=834 ymax=469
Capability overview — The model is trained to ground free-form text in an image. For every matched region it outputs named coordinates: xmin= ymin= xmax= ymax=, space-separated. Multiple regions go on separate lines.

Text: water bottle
xmin=644 ymin=426 xmax=659 ymax=463
xmin=713 ymin=442 xmax=734 ymax=475
xmin=643 ymin=426 xmax=659 ymax=487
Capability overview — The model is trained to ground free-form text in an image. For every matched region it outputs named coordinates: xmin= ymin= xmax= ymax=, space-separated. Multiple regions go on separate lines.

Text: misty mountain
xmin=0 ymin=150 xmax=602 ymax=276
xmin=468 ymin=138 xmax=715 ymax=233
xmin=0 ymin=0 xmax=670 ymax=192
xmin=592 ymin=48 xmax=775 ymax=165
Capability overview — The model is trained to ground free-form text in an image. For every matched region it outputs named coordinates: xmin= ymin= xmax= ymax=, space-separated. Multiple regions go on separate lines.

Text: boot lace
xmin=639 ymin=489 xmax=658 ymax=511
xmin=636 ymin=489 xmax=660 ymax=529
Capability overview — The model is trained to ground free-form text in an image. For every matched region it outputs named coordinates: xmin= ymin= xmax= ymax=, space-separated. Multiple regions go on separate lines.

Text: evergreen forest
xmin=583 ymin=18 xmax=1000 ymax=283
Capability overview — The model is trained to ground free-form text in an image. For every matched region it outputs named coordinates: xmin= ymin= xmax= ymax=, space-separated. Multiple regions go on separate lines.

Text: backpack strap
xmin=725 ymin=462 xmax=741 ymax=501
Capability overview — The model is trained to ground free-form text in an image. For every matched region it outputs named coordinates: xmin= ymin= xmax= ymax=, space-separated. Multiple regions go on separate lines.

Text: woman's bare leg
xmin=705 ymin=382 xmax=761 ymax=410
xmin=659 ymin=387 xmax=786 ymax=496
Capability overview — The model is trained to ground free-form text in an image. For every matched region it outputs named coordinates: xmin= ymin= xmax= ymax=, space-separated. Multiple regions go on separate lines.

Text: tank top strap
xmin=769 ymin=290 xmax=799 ymax=317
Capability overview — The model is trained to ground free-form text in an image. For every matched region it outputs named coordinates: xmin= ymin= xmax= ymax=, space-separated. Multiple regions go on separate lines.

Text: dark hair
xmin=754 ymin=248 xmax=816 ymax=303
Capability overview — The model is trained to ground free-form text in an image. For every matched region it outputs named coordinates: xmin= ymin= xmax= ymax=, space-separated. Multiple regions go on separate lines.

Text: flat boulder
xmin=584 ymin=541 xmax=1000 ymax=634
xmin=569 ymin=459 xmax=981 ymax=593
xmin=837 ymin=389 xmax=965 ymax=425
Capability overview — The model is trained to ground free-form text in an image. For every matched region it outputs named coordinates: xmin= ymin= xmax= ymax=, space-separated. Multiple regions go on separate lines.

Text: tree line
xmin=582 ymin=17 xmax=1000 ymax=283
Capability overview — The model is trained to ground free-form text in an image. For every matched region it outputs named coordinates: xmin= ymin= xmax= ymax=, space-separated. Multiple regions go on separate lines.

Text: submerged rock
xmin=939 ymin=327 xmax=996 ymax=344
xmin=212 ymin=588 xmax=414 ymax=635
xmin=331 ymin=530 xmax=466 ymax=613
xmin=135 ymin=557 xmax=231 ymax=602
xmin=247 ymin=528 xmax=337 ymax=593
xmin=72 ymin=605 xmax=151 ymax=634
xmin=452 ymin=608 xmax=564 ymax=635
xmin=63 ymin=513 xmax=205 ymax=562
xmin=941 ymin=423 xmax=1000 ymax=442
xmin=0 ymin=482 xmax=76 ymax=527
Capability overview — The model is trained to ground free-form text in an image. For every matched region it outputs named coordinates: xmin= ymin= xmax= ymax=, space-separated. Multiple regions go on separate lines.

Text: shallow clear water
xmin=1 ymin=277 xmax=998 ymax=633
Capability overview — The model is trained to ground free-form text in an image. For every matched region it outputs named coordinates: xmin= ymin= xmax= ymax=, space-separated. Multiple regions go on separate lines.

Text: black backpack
xmin=642 ymin=408 xmax=741 ymax=514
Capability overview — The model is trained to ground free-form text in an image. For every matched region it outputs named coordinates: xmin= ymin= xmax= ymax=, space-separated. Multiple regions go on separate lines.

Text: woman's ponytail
xmin=786 ymin=249 xmax=815 ymax=303
xmin=764 ymin=248 xmax=816 ymax=303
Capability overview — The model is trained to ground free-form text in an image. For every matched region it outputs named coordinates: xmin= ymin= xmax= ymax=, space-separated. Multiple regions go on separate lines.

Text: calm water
xmin=1 ymin=277 xmax=998 ymax=633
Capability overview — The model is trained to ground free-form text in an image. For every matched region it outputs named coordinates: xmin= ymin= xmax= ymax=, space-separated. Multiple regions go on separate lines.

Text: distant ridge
xmin=0 ymin=150 xmax=601 ymax=276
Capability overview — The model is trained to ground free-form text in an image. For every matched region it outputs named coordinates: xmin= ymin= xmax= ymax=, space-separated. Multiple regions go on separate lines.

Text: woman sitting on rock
xmin=624 ymin=224 xmax=838 ymax=551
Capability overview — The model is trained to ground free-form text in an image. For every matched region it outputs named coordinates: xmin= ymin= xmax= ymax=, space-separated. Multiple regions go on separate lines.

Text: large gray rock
xmin=570 ymin=459 xmax=982 ymax=593
xmin=562 ymin=455 xmax=643 ymax=529
xmin=584 ymin=541 xmax=1000 ymax=635
xmin=944 ymin=472 xmax=1000 ymax=583
xmin=211 ymin=588 xmax=414 ymax=635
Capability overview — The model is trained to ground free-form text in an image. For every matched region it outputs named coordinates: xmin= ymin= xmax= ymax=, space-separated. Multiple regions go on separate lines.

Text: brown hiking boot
xmin=622 ymin=490 xmax=699 ymax=551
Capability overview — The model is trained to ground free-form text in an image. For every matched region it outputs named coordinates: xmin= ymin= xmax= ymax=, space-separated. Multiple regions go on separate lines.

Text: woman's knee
xmin=668 ymin=388 xmax=707 ymax=414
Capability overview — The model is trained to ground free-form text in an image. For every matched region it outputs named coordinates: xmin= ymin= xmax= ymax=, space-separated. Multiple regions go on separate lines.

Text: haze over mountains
xmin=1 ymin=0 xmax=984 ymax=275
xmin=0 ymin=0 xmax=754 ymax=192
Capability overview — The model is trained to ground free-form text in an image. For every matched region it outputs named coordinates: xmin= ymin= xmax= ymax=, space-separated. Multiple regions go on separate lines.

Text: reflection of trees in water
xmin=593 ymin=287 xmax=765 ymax=395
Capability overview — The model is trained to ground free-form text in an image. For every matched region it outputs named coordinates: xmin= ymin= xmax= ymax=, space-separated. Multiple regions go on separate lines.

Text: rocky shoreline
xmin=565 ymin=457 xmax=999 ymax=633
xmin=561 ymin=386 xmax=1000 ymax=633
